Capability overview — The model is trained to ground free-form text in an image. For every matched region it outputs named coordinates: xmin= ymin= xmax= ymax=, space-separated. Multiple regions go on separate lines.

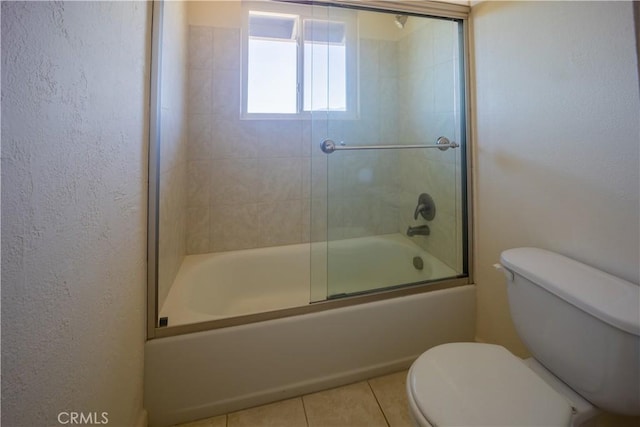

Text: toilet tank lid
xmin=501 ymin=248 xmax=640 ymax=336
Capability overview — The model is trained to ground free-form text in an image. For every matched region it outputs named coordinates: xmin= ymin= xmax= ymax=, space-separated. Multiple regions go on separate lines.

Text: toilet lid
xmin=408 ymin=343 xmax=573 ymax=427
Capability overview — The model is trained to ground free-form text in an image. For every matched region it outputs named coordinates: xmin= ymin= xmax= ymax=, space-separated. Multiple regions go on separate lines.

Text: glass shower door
xmin=310 ymin=6 xmax=467 ymax=300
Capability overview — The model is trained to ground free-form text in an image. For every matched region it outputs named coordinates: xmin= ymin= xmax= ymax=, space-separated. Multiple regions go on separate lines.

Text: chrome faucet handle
xmin=414 ymin=193 xmax=436 ymax=221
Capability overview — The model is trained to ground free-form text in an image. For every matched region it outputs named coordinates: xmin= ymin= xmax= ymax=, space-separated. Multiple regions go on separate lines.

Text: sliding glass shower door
xmin=147 ymin=0 xmax=470 ymax=335
xmin=310 ymin=6 xmax=467 ymax=301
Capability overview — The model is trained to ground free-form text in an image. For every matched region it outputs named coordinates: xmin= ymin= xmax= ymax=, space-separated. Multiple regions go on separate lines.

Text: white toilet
xmin=407 ymin=247 xmax=640 ymax=427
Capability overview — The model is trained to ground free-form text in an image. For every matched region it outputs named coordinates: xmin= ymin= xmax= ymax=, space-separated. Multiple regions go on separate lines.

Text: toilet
xmin=407 ymin=247 xmax=640 ymax=427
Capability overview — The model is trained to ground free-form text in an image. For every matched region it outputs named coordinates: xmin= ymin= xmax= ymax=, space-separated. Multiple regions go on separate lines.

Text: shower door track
xmin=152 ymin=277 xmax=470 ymax=338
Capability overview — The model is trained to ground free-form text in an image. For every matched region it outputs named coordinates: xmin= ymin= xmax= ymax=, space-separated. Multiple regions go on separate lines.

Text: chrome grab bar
xmin=320 ymin=136 xmax=459 ymax=154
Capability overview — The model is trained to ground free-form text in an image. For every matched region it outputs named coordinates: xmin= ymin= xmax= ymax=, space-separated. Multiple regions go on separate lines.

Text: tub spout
xmin=406 ymin=225 xmax=430 ymax=237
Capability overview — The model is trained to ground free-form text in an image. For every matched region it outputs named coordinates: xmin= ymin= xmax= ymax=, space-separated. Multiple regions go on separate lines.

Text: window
xmin=247 ymin=12 xmax=298 ymax=114
xmin=303 ymin=19 xmax=347 ymax=112
xmin=242 ymin=4 xmax=357 ymax=118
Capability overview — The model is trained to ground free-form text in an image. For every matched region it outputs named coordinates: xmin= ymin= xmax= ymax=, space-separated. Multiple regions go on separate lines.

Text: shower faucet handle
xmin=414 ymin=193 xmax=436 ymax=221
xmin=414 ymin=204 xmax=426 ymax=220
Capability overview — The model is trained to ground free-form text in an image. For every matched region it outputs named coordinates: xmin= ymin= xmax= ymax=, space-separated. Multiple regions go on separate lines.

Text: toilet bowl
xmin=407 ymin=343 xmax=598 ymax=427
xmin=407 ymin=248 xmax=640 ymax=427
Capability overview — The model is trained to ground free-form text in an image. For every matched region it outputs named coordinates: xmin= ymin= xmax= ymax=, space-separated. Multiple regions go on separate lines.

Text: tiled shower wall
xmin=186 ymin=26 xmax=402 ymax=254
xmin=187 ymin=26 xmax=310 ymax=253
xmin=158 ymin=0 xmax=188 ymax=310
xmin=397 ymin=19 xmax=463 ymax=271
xmin=320 ymin=38 xmax=401 ymax=242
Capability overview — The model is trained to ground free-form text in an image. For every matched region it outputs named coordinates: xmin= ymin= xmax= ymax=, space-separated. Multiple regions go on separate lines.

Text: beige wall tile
xmin=186 ymin=206 xmax=210 ymax=254
xmin=395 ymin=17 xmax=462 ymax=272
xmin=433 ymin=61 xmax=455 ymax=113
xmin=211 ymin=118 xmax=257 ymax=159
xmin=300 ymin=157 xmax=312 ymax=200
xmin=210 ymin=203 xmax=258 ymax=252
xmin=257 ymin=157 xmax=303 ymax=202
xmin=189 ymin=68 xmax=212 ymax=114
xmin=158 ymin=1 xmax=189 ymax=312
xmin=185 ymin=24 xmax=463 ymax=256
xmin=210 ymin=159 xmax=258 ymax=206
xmin=189 ymin=26 xmax=214 ymax=70
xmin=160 ymin=107 xmax=187 ymax=175
xmin=213 ymin=27 xmax=240 ymax=71
xmin=304 ymin=198 xmax=328 ymax=243
xmin=188 ymin=160 xmax=212 ymax=206
xmin=258 ymin=200 xmax=303 ymax=247
xmin=187 ymin=114 xmax=213 ymax=160
xmin=254 ymin=120 xmax=303 ymax=158
xmin=159 ymin=164 xmax=187 ymax=300
xmin=212 ymin=66 xmax=240 ymax=119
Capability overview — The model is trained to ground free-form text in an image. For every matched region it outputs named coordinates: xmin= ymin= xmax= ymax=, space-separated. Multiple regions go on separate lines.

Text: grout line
xmin=300 ymin=395 xmax=311 ymax=427
xmin=367 ymin=380 xmax=391 ymax=427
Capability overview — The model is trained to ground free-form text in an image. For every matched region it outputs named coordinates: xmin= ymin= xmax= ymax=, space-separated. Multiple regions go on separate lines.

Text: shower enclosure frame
xmin=146 ymin=0 xmax=474 ymax=340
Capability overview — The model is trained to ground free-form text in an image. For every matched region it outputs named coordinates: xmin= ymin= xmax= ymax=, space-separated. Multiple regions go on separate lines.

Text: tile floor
xmin=175 ymin=370 xmax=412 ymax=427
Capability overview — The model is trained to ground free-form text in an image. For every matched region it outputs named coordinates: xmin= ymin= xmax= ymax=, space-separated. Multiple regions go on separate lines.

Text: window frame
xmin=240 ymin=1 xmax=359 ymax=120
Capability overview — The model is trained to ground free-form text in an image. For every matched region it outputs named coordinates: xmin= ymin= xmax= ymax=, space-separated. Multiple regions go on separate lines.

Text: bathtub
xmin=145 ymin=233 xmax=474 ymax=426
xmin=159 ymin=233 xmax=459 ymax=327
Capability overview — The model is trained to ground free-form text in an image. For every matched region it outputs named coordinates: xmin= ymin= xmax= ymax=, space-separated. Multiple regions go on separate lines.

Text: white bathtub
xmin=146 ymin=284 xmax=475 ymax=426
xmin=146 ymin=233 xmax=473 ymax=426
xmin=159 ymin=233 xmax=459 ymax=326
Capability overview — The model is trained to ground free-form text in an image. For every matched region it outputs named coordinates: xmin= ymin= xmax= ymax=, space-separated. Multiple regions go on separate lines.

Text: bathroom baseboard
xmin=172 ymin=356 xmax=415 ymax=426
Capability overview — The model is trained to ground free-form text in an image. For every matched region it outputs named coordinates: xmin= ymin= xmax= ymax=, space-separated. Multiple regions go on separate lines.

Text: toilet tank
xmin=500 ymin=248 xmax=640 ymax=416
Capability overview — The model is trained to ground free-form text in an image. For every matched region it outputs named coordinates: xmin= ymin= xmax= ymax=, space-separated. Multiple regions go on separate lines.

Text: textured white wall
xmin=1 ymin=2 xmax=149 ymax=426
xmin=472 ymin=0 xmax=640 ymax=356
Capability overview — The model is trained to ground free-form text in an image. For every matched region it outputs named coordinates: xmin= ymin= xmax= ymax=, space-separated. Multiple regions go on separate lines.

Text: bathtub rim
xmin=151 ymin=276 xmax=470 ymax=339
